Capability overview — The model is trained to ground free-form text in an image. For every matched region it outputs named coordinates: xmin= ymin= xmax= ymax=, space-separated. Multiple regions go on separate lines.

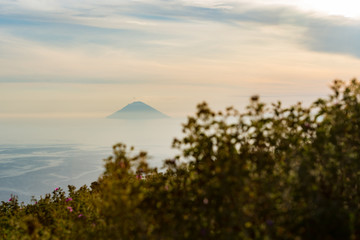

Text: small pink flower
xmin=164 ymin=185 xmax=169 ymax=191
xmin=78 ymin=214 xmax=84 ymax=218
xmin=66 ymin=197 xmax=73 ymax=202
xmin=8 ymin=198 xmax=12 ymax=202
xmin=136 ymin=174 xmax=142 ymax=180
xmin=35 ymin=201 xmax=38 ymax=204
xmin=55 ymin=187 xmax=59 ymax=191
xmin=120 ymin=162 xmax=125 ymax=168
xmin=67 ymin=206 xmax=73 ymax=212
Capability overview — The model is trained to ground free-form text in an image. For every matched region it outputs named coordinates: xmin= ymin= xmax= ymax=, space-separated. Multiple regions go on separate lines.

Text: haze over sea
xmin=0 ymin=117 xmax=183 ymax=203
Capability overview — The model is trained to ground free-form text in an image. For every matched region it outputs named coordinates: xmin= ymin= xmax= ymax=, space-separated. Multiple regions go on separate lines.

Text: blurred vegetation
xmin=2 ymin=79 xmax=360 ymax=239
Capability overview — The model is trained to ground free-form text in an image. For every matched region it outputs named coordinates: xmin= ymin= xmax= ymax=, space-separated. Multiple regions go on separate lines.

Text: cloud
xmin=1 ymin=0 xmax=359 ymax=60
xmin=225 ymin=6 xmax=360 ymax=58
xmin=0 ymin=0 xmax=359 ymax=95
xmin=303 ymin=19 xmax=360 ymax=58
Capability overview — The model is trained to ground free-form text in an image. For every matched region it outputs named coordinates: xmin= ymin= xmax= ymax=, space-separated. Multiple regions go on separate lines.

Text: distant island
xmin=107 ymin=101 xmax=170 ymax=119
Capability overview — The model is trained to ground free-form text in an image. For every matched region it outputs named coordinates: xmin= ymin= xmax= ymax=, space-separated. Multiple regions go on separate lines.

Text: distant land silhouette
xmin=107 ymin=101 xmax=170 ymax=119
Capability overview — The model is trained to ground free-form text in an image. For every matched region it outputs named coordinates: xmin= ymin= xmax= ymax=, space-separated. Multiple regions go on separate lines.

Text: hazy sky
xmin=1 ymin=0 xmax=359 ymax=118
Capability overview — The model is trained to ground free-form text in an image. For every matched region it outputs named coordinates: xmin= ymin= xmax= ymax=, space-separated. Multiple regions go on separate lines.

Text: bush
xmin=1 ymin=79 xmax=360 ymax=239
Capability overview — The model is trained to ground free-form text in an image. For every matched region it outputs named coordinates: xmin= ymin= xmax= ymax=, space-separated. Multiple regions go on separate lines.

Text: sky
xmin=0 ymin=0 xmax=360 ymax=118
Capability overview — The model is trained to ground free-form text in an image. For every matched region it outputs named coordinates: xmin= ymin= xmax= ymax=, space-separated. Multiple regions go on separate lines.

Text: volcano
xmin=107 ymin=101 xmax=169 ymax=119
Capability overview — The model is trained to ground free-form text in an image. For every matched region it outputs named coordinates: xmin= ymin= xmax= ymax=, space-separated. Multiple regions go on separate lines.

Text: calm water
xmin=0 ymin=118 xmax=184 ymax=202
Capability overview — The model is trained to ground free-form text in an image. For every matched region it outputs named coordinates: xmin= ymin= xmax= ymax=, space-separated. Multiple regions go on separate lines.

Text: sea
xmin=0 ymin=118 xmax=184 ymax=203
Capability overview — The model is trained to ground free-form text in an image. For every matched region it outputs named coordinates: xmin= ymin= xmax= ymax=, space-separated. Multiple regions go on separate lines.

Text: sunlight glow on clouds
xmin=254 ymin=0 xmax=360 ymax=18
xmin=300 ymin=0 xmax=360 ymax=18
xmin=294 ymin=0 xmax=360 ymax=18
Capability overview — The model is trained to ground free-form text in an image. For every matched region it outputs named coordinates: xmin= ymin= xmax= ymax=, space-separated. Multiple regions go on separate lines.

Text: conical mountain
xmin=107 ymin=101 xmax=169 ymax=119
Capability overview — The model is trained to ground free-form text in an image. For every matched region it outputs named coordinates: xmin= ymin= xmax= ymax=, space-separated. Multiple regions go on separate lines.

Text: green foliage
xmin=1 ymin=79 xmax=360 ymax=239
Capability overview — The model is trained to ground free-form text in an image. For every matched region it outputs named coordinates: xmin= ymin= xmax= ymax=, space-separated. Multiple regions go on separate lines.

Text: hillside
xmin=1 ymin=80 xmax=360 ymax=240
